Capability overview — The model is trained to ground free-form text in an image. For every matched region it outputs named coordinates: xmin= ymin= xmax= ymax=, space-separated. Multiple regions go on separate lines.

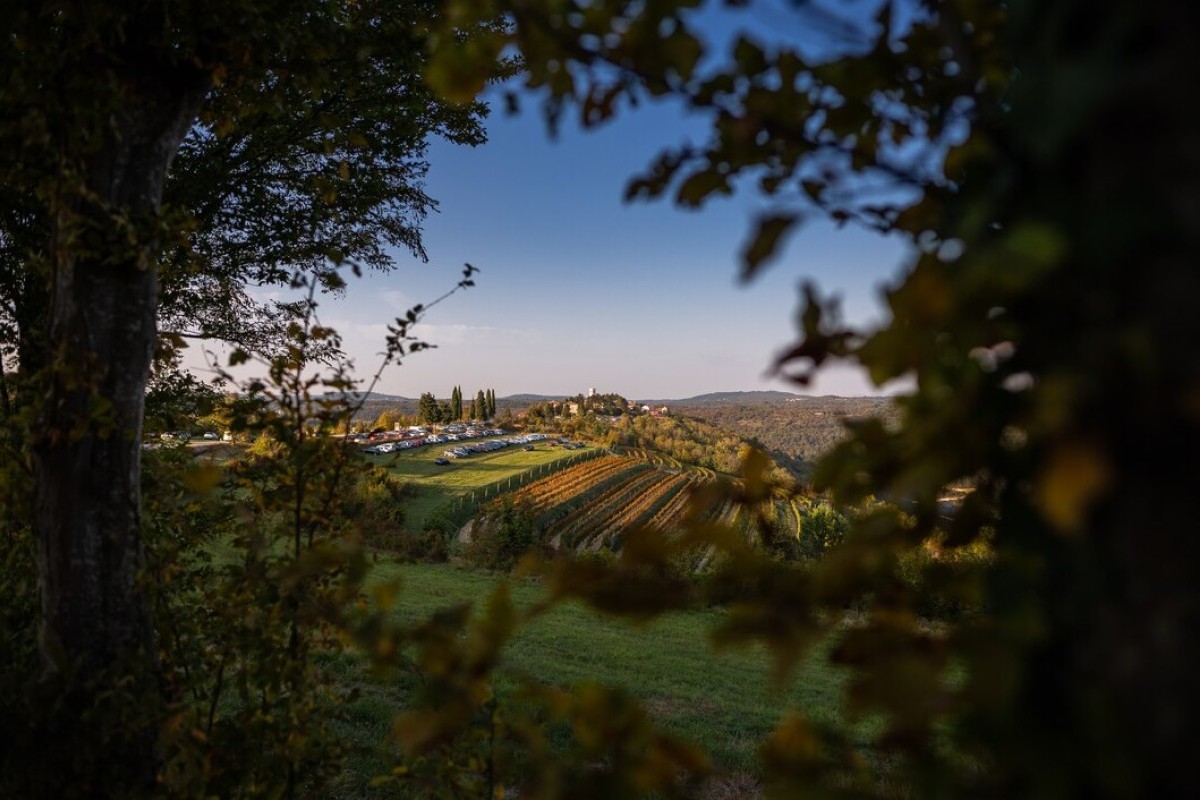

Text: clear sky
xmin=187 ymin=8 xmax=918 ymax=401
xmin=325 ymin=107 xmax=913 ymax=400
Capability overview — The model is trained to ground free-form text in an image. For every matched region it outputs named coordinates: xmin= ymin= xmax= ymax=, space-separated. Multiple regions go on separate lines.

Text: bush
xmin=391 ymin=529 xmax=450 ymax=564
xmin=422 ymin=505 xmax=463 ymax=538
xmin=894 ymin=541 xmax=991 ymax=621
xmin=346 ymin=467 xmax=412 ymax=551
xmin=766 ymin=502 xmax=848 ymax=562
xmin=463 ymin=498 xmax=540 ymax=572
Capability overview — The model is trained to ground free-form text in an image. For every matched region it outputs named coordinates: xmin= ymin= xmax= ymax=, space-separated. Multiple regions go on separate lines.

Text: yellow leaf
xmin=761 ymin=713 xmax=822 ymax=765
xmin=391 ymin=710 xmax=446 ymax=753
xmin=371 ymin=580 xmax=399 ymax=613
xmin=740 ymin=445 xmax=771 ymax=501
xmin=183 ymin=463 xmax=222 ymax=494
xmin=620 ymin=525 xmax=672 ymax=567
xmin=1036 ymin=440 xmax=1111 ymax=533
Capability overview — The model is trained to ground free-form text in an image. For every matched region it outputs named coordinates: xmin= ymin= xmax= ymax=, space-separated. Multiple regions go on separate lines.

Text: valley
xmin=356 ymin=393 xmax=875 ymax=566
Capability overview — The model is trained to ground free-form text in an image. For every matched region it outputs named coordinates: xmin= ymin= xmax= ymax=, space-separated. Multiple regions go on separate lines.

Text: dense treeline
xmin=675 ymin=397 xmax=897 ymax=476
xmin=607 ymin=414 xmax=764 ymax=477
xmin=414 ymin=386 xmax=497 ymax=424
xmin=523 ymin=391 xmax=631 ymax=420
xmin=534 ymin=407 xmax=795 ymax=483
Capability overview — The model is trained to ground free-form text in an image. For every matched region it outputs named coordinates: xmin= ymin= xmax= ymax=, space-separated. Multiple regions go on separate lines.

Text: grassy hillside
xmin=364 ymin=439 xmax=600 ymax=533
xmin=323 ymin=563 xmax=854 ymax=796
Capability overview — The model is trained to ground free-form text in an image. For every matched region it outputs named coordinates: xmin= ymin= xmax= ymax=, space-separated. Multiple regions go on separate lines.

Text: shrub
xmin=463 ymin=498 xmax=539 ymax=572
xmin=766 ymin=502 xmax=848 ymax=562
xmin=895 ymin=540 xmax=991 ymax=621
xmin=347 ymin=466 xmax=412 ymax=551
xmin=392 ymin=529 xmax=450 ymax=564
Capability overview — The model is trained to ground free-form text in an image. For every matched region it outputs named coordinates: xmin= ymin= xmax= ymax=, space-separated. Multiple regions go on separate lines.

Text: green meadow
xmin=362 ymin=440 xmax=597 ymax=532
xmin=323 ymin=562 xmax=853 ymax=797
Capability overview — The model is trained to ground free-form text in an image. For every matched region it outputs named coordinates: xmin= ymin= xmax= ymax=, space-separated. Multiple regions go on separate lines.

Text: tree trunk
xmin=31 ymin=77 xmax=204 ymax=791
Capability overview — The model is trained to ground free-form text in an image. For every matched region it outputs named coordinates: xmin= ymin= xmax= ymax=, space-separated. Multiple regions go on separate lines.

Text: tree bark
xmin=31 ymin=73 xmax=205 ymax=791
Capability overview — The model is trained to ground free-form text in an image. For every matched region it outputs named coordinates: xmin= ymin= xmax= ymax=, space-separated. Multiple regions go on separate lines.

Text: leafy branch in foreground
xmin=426 ymin=1 xmax=1200 ymax=795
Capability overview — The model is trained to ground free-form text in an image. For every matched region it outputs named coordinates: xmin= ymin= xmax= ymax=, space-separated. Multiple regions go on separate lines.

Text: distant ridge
xmin=322 ymin=391 xmax=414 ymax=403
xmin=331 ymin=389 xmax=885 ymax=415
xmin=495 ymin=391 xmax=877 ymax=407
xmin=499 ymin=393 xmax=560 ymax=404
xmin=641 ymin=390 xmax=802 ymax=407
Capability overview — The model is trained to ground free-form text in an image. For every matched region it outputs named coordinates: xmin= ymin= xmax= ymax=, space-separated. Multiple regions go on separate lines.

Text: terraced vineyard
xmin=548 ymin=467 xmax=665 ymax=549
xmin=476 ymin=449 xmax=789 ymax=556
xmin=643 ymin=474 xmax=699 ymax=530
xmin=510 ymin=454 xmax=640 ymax=511
xmin=386 ymin=437 xmax=822 ymax=561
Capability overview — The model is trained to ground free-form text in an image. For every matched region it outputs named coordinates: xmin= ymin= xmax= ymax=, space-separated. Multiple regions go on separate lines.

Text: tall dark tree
xmin=451 ymin=385 xmax=462 ymax=420
xmin=475 ymin=389 xmax=488 ymax=421
xmin=1 ymin=4 xmax=493 ymax=377
xmin=417 ymin=392 xmax=441 ymax=425
xmin=1 ymin=14 xmax=212 ymax=789
xmin=0 ymin=2 xmax=499 ymax=790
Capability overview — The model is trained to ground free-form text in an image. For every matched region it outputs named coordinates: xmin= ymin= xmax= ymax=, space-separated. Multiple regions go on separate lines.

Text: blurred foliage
xmin=427 ymin=0 xmax=1200 ymax=795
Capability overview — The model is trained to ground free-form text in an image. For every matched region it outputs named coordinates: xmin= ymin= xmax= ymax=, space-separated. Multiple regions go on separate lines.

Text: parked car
xmin=434 ymin=457 xmax=450 ymax=465
xmin=523 ymin=445 xmax=535 ymax=451
xmin=202 ymin=431 xmax=219 ymax=440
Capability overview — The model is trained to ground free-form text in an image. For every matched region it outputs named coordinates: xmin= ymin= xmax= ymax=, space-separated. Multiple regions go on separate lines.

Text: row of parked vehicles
xmin=362 ymin=430 xmax=591 ymax=465
xmin=360 ymin=428 xmax=508 ymax=456
xmin=437 ymin=434 xmax=589 ymax=463
xmin=440 ymin=438 xmax=511 ymax=460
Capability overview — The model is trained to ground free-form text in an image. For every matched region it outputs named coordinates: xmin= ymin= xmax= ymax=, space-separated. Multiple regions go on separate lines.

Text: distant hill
xmin=361 ymin=392 xmax=415 ymax=403
xmin=499 ymin=393 xmax=559 ymax=404
xmin=641 ymin=390 xmax=801 ymax=407
xmin=320 ymin=391 xmax=414 ymax=403
xmin=669 ymin=395 xmax=897 ymax=474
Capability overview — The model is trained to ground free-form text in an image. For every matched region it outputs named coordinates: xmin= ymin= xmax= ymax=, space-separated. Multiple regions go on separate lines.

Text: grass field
xmin=363 ymin=440 xmax=598 ymax=532
xmin=323 ymin=562 xmax=853 ymax=797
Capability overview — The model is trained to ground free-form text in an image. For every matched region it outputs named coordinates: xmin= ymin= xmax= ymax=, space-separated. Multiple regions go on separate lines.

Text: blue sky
xmin=188 ymin=4 xmax=918 ymax=401
xmin=306 ymin=104 xmax=914 ymax=401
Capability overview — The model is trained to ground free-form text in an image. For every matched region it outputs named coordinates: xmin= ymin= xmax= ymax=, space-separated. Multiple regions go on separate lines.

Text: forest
xmin=672 ymin=396 xmax=897 ymax=477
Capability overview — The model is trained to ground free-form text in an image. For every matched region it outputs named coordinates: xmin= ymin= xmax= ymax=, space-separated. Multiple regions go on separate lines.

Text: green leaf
xmin=740 ymin=213 xmax=799 ymax=281
xmin=674 ymin=168 xmax=729 ymax=207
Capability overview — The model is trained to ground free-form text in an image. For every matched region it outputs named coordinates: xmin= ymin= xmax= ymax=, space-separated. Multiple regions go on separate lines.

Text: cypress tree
xmin=418 ymin=392 xmax=439 ymax=425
